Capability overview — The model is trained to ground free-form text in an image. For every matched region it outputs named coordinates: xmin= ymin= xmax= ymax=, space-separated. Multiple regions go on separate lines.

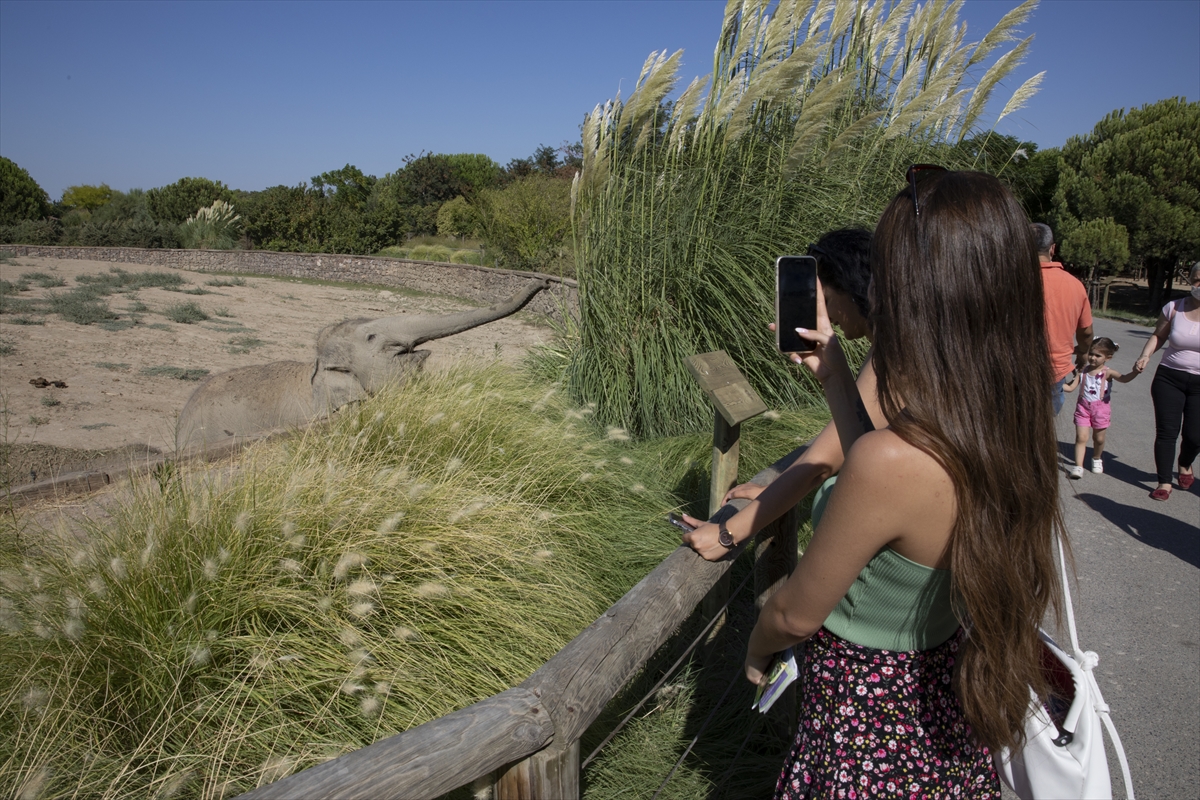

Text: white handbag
xmin=994 ymin=537 xmax=1136 ymax=799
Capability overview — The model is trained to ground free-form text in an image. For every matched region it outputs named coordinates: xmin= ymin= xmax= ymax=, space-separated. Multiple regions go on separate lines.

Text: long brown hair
xmin=870 ymin=171 xmax=1064 ymax=753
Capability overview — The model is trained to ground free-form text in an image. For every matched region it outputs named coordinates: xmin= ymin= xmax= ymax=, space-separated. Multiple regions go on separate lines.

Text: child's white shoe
xmin=1091 ymin=458 xmax=1104 ymax=474
xmin=1069 ymin=466 xmax=1085 ymax=479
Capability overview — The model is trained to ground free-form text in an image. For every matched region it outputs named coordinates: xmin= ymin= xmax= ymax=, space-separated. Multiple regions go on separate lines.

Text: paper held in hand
xmin=752 ymin=648 xmax=799 ymax=713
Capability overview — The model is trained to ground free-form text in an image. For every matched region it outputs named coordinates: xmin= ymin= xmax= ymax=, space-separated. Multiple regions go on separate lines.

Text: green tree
xmin=240 ymin=184 xmax=327 ymax=251
xmin=146 ymin=177 xmax=235 ymax=225
xmin=443 ymin=154 xmax=503 ymax=194
xmin=1061 ymin=217 xmax=1130 ymax=304
xmin=92 ymin=188 xmax=152 ymax=224
xmin=0 ymin=156 xmax=50 ymax=224
xmin=436 ymin=195 xmax=480 ymax=239
xmin=952 ymin=133 xmax=1060 ymax=223
xmin=1052 ymin=97 xmax=1200 ymax=311
xmin=61 ymin=183 xmax=114 ymax=210
xmin=475 ymin=175 xmax=571 ymax=274
xmin=311 ymin=164 xmax=376 ymax=210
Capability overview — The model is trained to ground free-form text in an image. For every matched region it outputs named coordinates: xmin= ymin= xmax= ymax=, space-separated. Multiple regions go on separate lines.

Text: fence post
xmin=493 ymin=740 xmax=581 ymax=799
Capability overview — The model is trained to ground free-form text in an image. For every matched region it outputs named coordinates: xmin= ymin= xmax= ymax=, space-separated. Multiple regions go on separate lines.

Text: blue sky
xmin=1 ymin=0 xmax=1196 ymax=199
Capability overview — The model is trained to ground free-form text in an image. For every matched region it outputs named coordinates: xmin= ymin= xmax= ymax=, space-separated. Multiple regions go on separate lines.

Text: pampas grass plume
xmin=333 ymin=552 xmax=368 ymax=580
xmin=415 ymin=582 xmax=449 ymax=599
xmin=392 ymin=625 xmax=418 ymax=641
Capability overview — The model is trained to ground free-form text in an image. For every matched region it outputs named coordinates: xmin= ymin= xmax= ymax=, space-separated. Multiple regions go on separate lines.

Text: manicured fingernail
xmin=796 ymin=327 xmax=807 ymax=333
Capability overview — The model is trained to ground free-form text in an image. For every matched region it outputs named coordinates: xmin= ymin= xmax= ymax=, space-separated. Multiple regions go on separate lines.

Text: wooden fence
xmin=236 ymin=449 xmax=805 ymax=799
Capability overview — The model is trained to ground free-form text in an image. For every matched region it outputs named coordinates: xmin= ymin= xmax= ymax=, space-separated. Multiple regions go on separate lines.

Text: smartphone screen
xmin=776 ymin=255 xmax=818 ymax=353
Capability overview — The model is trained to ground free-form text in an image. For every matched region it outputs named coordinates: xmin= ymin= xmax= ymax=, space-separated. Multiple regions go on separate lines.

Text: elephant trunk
xmin=409 ymin=279 xmax=551 ymax=347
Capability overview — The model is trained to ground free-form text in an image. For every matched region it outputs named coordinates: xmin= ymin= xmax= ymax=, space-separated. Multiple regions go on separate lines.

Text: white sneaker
xmin=1069 ymin=466 xmax=1085 ymax=479
xmin=1091 ymin=458 xmax=1104 ymax=474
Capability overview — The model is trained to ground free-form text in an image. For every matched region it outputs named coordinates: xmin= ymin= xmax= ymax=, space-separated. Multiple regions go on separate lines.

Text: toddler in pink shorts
xmin=1063 ymin=337 xmax=1140 ymax=478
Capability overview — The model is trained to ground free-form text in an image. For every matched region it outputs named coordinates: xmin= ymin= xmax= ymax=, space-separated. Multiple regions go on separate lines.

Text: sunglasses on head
xmin=905 ymin=164 xmax=948 ymax=218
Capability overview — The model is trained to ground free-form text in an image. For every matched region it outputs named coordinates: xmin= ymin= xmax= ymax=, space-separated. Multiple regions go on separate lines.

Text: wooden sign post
xmin=685 ymin=351 xmax=769 ymax=516
xmin=685 ymin=351 xmax=768 ymax=640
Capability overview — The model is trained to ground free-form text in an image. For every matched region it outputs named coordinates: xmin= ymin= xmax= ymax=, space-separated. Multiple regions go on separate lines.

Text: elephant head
xmin=310 ymin=279 xmax=551 ymax=411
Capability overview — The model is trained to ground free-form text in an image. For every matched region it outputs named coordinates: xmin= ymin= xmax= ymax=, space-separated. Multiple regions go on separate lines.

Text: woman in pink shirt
xmin=1136 ymin=263 xmax=1200 ymax=500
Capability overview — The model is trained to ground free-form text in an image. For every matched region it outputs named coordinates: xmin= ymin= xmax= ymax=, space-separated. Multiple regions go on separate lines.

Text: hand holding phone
xmin=667 ymin=513 xmax=695 ymax=533
xmin=776 ymin=255 xmax=818 ymax=353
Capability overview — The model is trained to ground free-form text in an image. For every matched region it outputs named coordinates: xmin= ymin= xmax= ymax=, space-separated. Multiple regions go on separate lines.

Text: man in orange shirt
xmin=1034 ymin=223 xmax=1093 ymax=415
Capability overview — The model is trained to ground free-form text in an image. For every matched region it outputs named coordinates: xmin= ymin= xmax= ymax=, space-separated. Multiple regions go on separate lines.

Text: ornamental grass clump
xmin=565 ymin=0 xmax=1043 ymax=438
xmin=0 ymin=362 xmax=693 ymax=798
xmin=181 ymin=199 xmax=242 ymax=250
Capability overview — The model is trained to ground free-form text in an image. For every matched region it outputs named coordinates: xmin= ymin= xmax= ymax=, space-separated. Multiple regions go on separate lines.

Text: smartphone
xmin=667 ymin=513 xmax=695 ymax=533
xmin=776 ymin=255 xmax=818 ymax=353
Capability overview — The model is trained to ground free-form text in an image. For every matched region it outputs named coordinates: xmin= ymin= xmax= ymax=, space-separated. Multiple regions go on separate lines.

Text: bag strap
xmin=1056 ymin=535 xmax=1137 ymax=799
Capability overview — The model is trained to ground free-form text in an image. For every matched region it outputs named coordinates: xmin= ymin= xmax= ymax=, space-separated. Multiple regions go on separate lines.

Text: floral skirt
xmin=774 ymin=628 xmax=999 ymax=799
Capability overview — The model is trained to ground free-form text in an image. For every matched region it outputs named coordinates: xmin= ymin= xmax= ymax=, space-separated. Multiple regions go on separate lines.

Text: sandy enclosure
xmin=0 ymin=255 xmax=555 ymax=484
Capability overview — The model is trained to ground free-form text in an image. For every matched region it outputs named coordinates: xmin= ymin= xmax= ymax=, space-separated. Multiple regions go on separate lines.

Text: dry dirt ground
xmin=0 ymin=255 xmax=555 ymax=489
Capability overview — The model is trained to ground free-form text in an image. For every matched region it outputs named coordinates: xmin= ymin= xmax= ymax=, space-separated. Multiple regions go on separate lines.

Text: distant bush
xmin=436 ymin=195 xmax=480 ymax=238
xmin=407 ymin=244 xmax=453 ymax=262
xmin=147 ymin=177 xmax=235 ymax=225
xmin=0 ymin=218 xmax=60 ymax=245
xmin=76 ymin=268 xmax=186 ymax=293
xmin=0 ymin=156 xmax=50 ymax=224
xmin=20 ymin=272 xmax=66 ymax=288
xmin=449 ymin=249 xmax=485 ymax=266
xmin=475 ymin=175 xmax=572 ymax=275
xmin=48 ymin=292 xmax=118 ymax=325
xmin=163 ymin=302 xmax=209 ymax=324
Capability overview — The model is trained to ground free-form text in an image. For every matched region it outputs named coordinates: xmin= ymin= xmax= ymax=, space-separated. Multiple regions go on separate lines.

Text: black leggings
xmin=1151 ymin=365 xmax=1200 ymax=484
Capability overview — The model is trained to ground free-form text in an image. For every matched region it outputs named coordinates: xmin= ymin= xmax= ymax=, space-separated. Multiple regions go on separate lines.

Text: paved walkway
xmin=1051 ymin=314 xmax=1198 ymax=798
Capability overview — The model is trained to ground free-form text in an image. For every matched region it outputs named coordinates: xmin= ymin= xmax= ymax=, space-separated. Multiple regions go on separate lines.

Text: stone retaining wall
xmin=0 ymin=245 xmax=577 ymax=320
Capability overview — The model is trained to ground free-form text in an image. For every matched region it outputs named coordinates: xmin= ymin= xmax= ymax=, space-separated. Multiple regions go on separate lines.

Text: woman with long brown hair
xmin=743 ymin=170 xmax=1064 ymax=797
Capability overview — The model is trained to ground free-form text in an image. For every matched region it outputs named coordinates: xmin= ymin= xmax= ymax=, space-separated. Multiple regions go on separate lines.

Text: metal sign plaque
xmin=685 ymin=350 xmax=768 ymax=426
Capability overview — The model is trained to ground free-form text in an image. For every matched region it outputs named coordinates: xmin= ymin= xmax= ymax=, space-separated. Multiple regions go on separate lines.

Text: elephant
xmin=176 ymin=279 xmax=550 ymax=450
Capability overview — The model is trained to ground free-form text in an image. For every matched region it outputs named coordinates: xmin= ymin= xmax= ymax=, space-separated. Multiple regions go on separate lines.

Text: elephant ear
xmin=312 ymin=361 xmax=367 ymax=413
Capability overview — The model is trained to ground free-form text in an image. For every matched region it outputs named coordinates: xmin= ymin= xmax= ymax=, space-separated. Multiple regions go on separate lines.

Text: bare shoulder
xmin=838 ymin=429 xmax=955 ymax=512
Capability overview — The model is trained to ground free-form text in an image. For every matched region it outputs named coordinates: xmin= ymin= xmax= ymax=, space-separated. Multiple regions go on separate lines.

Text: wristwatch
xmin=718 ymin=521 xmax=735 ymax=549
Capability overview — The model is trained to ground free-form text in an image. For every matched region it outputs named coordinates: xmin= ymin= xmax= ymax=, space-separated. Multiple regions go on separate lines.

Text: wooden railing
xmin=237 ymin=449 xmax=804 ymax=800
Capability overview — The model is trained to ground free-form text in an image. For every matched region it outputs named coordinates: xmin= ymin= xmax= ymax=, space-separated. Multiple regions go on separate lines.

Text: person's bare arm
xmin=1135 ymin=312 xmax=1172 ymax=372
xmin=1062 ymin=370 xmax=1081 ymax=392
xmin=682 ymin=346 xmax=883 ymax=559
xmin=1074 ymin=325 xmax=1094 ymax=372
xmin=1109 ymin=367 xmax=1138 ymax=384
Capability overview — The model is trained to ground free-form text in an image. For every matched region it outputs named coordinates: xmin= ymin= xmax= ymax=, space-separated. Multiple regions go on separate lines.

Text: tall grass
xmin=564 ymin=0 xmax=1042 ymax=438
xmin=0 ymin=362 xmax=828 ymax=798
xmin=181 ymin=200 xmax=242 ymax=250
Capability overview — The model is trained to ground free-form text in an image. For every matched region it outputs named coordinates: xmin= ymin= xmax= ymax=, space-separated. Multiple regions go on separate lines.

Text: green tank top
xmin=810 ymin=476 xmax=959 ymax=651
